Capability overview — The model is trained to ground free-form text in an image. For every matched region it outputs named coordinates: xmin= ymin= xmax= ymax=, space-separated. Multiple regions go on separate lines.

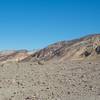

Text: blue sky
xmin=0 ymin=0 xmax=100 ymax=50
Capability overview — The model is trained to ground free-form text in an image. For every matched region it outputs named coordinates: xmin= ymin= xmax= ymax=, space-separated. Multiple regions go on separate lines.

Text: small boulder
xmin=83 ymin=51 xmax=91 ymax=57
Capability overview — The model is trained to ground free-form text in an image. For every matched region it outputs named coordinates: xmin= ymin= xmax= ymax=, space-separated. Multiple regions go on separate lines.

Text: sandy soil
xmin=0 ymin=60 xmax=100 ymax=100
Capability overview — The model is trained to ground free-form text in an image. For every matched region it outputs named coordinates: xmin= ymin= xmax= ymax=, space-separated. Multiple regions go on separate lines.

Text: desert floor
xmin=0 ymin=60 xmax=100 ymax=100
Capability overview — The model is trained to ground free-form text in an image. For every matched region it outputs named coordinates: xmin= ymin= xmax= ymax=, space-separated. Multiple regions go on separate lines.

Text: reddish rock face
xmin=0 ymin=50 xmax=30 ymax=63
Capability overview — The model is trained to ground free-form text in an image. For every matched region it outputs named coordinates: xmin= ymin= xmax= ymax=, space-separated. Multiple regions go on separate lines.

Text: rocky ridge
xmin=22 ymin=34 xmax=100 ymax=62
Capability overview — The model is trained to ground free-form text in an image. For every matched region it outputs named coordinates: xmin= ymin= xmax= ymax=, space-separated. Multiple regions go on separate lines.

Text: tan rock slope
xmin=22 ymin=34 xmax=100 ymax=62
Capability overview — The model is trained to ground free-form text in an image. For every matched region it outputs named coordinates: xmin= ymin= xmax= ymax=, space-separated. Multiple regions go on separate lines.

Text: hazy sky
xmin=0 ymin=0 xmax=100 ymax=50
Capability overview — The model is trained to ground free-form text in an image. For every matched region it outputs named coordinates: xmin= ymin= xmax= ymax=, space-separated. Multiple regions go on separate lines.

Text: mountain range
xmin=22 ymin=34 xmax=100 ymax=62
xmin=0 ymin=34 xmax=100 ymax=63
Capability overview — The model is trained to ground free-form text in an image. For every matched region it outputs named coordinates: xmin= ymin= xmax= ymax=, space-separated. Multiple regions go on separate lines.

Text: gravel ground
xmin=0 ymin=60 xmax=100 ymax=100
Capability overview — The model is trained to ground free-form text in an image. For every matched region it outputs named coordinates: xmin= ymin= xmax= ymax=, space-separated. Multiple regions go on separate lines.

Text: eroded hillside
xmin=22 ymin=34 xmax=100 ymax=62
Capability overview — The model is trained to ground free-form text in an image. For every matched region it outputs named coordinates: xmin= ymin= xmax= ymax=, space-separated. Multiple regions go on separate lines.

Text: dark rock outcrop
xmin=95 ymin=46 xmax=100 ymax=54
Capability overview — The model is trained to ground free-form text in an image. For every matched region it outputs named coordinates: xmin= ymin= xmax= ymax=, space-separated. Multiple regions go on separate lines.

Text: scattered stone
xmin=89 ymin=85 xmax=93 ymax=90
xmin=37 ymin=61 xmax=44 ymax=65
xmin=68 ymin=91 xmax=70 ymax=95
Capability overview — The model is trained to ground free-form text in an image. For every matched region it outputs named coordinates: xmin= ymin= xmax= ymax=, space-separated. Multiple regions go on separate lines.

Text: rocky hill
xmin=0 ymin=50 xmax=31 ymax=63
xmin=0 ymin=34 xmax=100 ymax=63
xmin=22 ymin=34 xmax=100 ymax=62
